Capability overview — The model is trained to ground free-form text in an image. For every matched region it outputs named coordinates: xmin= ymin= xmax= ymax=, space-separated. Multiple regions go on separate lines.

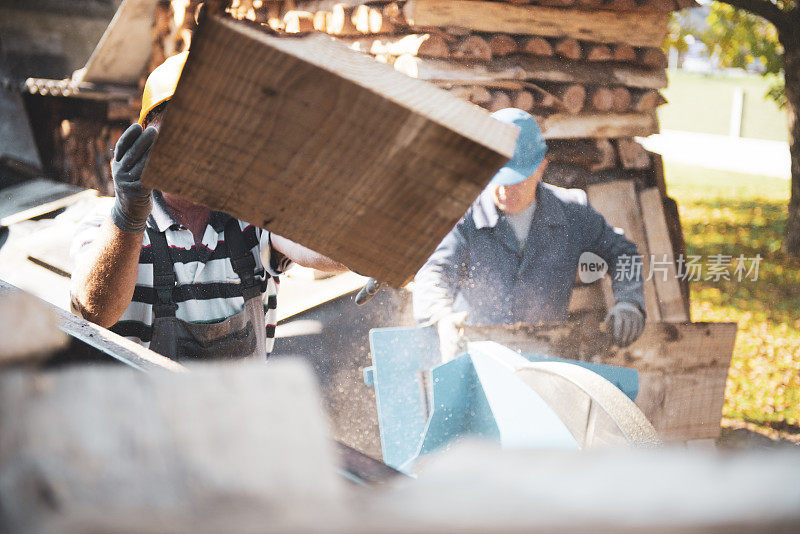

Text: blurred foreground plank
xmin=0 ymin=361 xmax=343 ymax=532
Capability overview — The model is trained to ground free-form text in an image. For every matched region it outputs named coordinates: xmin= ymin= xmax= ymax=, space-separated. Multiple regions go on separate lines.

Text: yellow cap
xmin=138 ymin=51 xmax=189 ymax=126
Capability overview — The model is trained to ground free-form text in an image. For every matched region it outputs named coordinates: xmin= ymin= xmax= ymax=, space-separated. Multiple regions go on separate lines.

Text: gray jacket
xmin=413 ymin=182 xmax=645 ymax=325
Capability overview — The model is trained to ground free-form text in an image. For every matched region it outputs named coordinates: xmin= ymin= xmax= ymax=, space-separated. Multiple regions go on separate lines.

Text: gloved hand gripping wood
xmin=110 ymin=124 xmax=158 ymax=233
xmin=605 ymin=301 xmax=645 ymax=348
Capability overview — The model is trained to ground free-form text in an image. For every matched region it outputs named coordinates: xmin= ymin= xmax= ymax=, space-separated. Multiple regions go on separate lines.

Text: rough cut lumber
xmin=554 ymin=38 xmax=582 ymax=60
xmin=488 ymin=34 xmax=518 ymax=56
xmin=393 ymin=54 xmax=668 ymax=89
xmin=534 ymin=112 xmax=658 ymax=139
xmin=348 ymin=33 xmax=450 ymax=58
xmin=586 ymin=180 xmax=662 ymax=320
xmin=142 ymin=15 xmax=517 ymax=287
xmin=463 ymin=321 xmax=738 ymax=441
xmin=402 ymin=0 xmax=670 ymax=48
xmin=327 ymin=4 xmax=360 ymax=35
xmin=639 ymin=188 xmax=689 ymax=322
xmin=284 ymin=10 xmax=315 ymax=33
xmin=452 ymin=35 xmax=492 ymax=61
xmin=611 ymin=86 xmax=632 ymax=112
xmin=80 ymin=0 xmax=160 ymax=84
xmin=521 ymin=36 xmax=554 ymax=56
xmin=638 ymin=47 xmax=668 ymax=68
xmin=632 ymin=88 xmax=667 ymax=111
xmin=568 ymin=282 xmax=606 ymax=314
xmin=662 ymin=194 xmax=692 ymax=319
xmin=586 ymin=43 xmax=612 ymax=62
xmin=617 ymin=137 xmax=652 ymax=169
xmin=0 ymin=290 xmax=68 ymax=365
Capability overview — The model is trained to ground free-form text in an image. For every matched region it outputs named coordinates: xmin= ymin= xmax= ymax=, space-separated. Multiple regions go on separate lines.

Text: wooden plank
xmin=0 ymin=361 xmax=341 ymax=526
xmin=463 ymin=321 xmax=738 ymax=441
xmin=586 ymin=180 xmax=661 ymax=320
xmin=393 ymin=54 xmax=668 ymax=89
xmin=639 ymin=188 xmax=688 ymax=322
xmin=535 ymin=112 xmax=658 ymax=139
xmin=403 ymin=0 xmax=670 ymax=48
xmin=0 ymin=179 xmax=97 ymax=226
xmin=80 ymin=0 xmax=160 ymax=84
xmin=141 ymin=16 xmax=516 ymax=287
xmin=0 ymin=280 xmax=185 ymax=373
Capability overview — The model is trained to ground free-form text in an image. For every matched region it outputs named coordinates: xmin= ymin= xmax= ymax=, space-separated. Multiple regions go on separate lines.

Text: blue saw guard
xmin=366 ymin=326 xmax=639 ymax=471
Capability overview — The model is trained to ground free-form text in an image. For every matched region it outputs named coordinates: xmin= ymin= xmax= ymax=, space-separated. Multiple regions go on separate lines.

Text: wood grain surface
xmin=142 ymin=15 xmax=517 ymax=286
xmin=403 ymin=0 xmax=670 ymax=48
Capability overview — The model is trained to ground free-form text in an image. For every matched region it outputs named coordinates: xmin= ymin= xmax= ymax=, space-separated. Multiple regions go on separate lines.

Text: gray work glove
xmin=110 ymin=124 xmax=158 ymax=233
xmin=605 ymin=301 xmax=645 ymax=348
xmin=354 ymin=277 xmax=383 ymax=305
xmin=436 ymin=311 xmax=469 ymax=363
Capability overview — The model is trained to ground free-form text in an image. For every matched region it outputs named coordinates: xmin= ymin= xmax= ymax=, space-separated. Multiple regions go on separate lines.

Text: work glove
xmin=436 ymin=311 xmax=469 ymax=363
xmin=110 ymin=124 xmax=158 ymax=233
xmin=605 ymin=301 xmax=645 ymax=348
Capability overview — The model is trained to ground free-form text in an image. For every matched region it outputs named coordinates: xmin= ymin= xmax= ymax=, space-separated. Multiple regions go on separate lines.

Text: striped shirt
xmin=70 ymin=192 xmax=291 ymax=354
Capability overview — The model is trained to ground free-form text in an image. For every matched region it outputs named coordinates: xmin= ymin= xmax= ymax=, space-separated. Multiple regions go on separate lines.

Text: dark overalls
xmin=145 ymin=218 xmax=268 ymax=361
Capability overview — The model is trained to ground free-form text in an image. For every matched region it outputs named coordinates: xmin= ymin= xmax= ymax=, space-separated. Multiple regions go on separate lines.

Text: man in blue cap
xmin=413 ymin=108 xmax=646 ymax=360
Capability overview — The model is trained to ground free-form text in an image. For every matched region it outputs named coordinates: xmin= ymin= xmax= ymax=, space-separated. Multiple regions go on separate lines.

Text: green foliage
xmin=766 ymin=74 xmax=787 ymax=109
xmin=667 ymin=2 xmax=788 ymax=107
xmin=666 ymin=162 xmax=800 ymax=428
xmin=703 ymin=3 xmax=783 ymax=74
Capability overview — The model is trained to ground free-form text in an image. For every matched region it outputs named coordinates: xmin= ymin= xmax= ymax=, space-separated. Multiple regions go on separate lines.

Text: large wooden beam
xmin=393 ymin=54 xmax=668 ymax=89
xmin=403 ymin=0 xmax=670 ymax=48
xmin=463 ymin=321 xmax=738 ymax=442
xmin=142 ymin=16 xmax=516 ymax=287
xmin=80 ymin=0 xmax=160 ymax=84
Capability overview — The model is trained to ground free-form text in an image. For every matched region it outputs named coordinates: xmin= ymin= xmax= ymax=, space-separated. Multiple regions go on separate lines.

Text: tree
xmin=672 ymin=1 xmax=800 ymax=255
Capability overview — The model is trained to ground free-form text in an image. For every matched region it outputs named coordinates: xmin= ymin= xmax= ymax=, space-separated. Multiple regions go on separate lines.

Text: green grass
xmin=659 ymin=71 xmax=789 ymax=143
xmin=665 ymin=162 xmax=800 ymax=430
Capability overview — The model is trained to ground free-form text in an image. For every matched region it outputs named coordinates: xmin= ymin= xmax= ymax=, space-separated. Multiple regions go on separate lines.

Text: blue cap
xmin=489 ymin=108 xmax=548 ymax=186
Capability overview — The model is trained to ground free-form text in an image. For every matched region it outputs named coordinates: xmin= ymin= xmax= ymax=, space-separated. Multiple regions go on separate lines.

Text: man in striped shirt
xmin=70 ymin=52 xmax=346 ymax=361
